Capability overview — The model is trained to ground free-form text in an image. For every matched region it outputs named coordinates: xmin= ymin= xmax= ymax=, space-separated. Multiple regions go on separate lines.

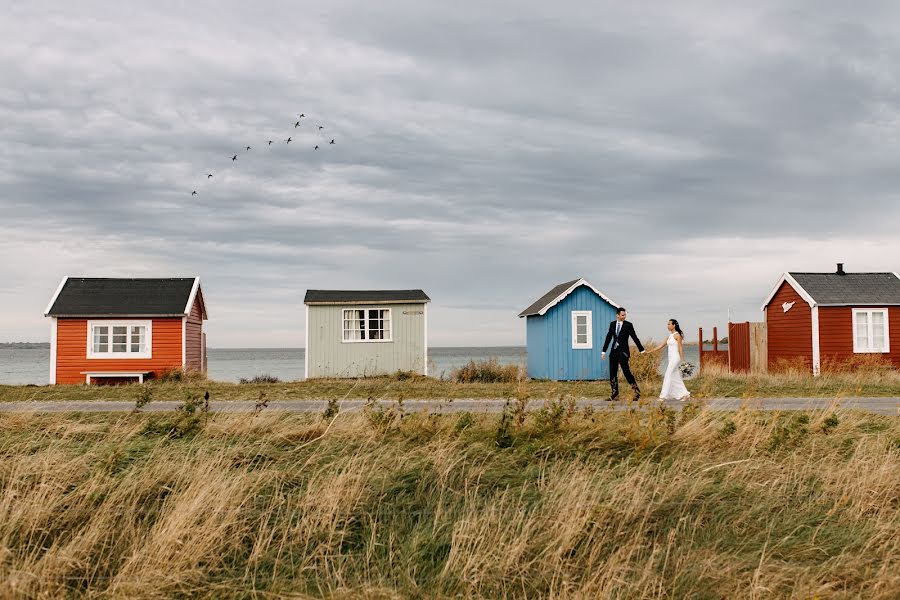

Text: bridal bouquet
xmin=679 ymin=361 xmax=696 ymax=378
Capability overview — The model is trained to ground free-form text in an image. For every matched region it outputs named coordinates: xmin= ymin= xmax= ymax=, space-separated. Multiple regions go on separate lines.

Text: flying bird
xmin=191 ymin=191 xmax=197 ymax=195
xmin=314 ymin=145 xmax=319 ymax=150
xmin=232 ymin=155 xmax=237 ymax=161
xmin=329 ymin=139 xmax=335 ymax=144
xmin=245 ymin=146 xmax=251 ymax=151
xmin=286 ymin=137 xmax=292 ymax=144
xmin=207 ymin=174 xmax=213 ymax=178
xmin=267 ymin=140 xmax=273 ymax=145
xmin=294 ymin=121 xmax=300 ymax=128
xmin=297 ymin=113 xmax=305 ymax=118
xmin=318 ymin=125 xmax=324 ymax=130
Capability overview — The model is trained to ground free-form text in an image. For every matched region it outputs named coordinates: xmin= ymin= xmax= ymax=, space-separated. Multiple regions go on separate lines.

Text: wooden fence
xmin=698 ymin=326 xmax=728 ymax=371
xmin=699 ymin=323 xmax=767 ymax=374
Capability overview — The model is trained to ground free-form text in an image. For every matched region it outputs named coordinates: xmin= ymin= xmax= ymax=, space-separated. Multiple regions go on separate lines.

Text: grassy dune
xmin=1 ymin=403 xmax=900 ymax=598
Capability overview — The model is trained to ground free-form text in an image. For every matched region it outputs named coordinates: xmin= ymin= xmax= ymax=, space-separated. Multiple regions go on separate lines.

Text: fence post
xmin=698 ymin=327 xmax=703 ymax=372
xmin=713 ymin=327 xmax=718 ymax=353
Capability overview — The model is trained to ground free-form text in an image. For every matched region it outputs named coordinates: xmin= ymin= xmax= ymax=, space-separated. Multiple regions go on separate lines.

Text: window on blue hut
xmin=571 ymin=311 xmax=592 ymax=349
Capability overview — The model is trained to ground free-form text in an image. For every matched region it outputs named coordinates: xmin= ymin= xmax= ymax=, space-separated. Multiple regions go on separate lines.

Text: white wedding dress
xmin=659 ymin=333 xmax=690 ymax=401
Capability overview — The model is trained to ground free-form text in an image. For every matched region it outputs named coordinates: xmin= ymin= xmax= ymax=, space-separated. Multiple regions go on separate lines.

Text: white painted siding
xmin=306 ymin=303 xmax=427 ymax=377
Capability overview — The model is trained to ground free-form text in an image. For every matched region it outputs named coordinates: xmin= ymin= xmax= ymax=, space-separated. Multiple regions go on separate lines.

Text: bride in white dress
xmin=648 ymin=319 xmax=691 ymax=401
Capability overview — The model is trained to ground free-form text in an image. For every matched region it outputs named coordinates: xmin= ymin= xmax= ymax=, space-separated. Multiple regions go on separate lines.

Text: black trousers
xmin=609 ymin=349 xmax=639 ymax=397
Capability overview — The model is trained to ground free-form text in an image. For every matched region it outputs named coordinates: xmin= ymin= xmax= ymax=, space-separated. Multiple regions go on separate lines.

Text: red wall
xmin=184 ymin=291 xmax=205 ymax=372
xmin=818 ymin=306 xmax=900 ymax=368
xmin=55 ymin=318 xmax=183 ymax=384
xmin=766 ymin=281 xmax=813 ymax=371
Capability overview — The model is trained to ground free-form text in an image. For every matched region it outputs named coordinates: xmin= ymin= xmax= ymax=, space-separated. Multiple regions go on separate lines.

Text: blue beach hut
xmin=518 ymin=278 xmax=620 ymax=380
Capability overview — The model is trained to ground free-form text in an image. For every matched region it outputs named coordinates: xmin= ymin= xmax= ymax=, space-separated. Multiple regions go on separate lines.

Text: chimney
xmin=836 ymin=263 xmax=845 ymax=275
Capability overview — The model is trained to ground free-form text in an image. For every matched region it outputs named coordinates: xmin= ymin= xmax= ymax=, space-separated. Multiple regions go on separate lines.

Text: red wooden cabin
xmin=44 ymin=277 xmax=208 ymax=384
xmin=761 ymin=264 xmax=900 ymax=375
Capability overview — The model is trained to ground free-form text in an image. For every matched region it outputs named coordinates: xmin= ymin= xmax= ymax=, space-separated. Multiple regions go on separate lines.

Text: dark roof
xmin=518 ymin=279 xmax=580 ymax=317
xmin=304 ymin=289 xmax=430 ymax=304
xmin=518 ymin=278 xmax=618 ymax=317
xmin=46 ymin=278 xmax=200 ymax=316
xmin=789 ymin=272 xmax=900 ymax=305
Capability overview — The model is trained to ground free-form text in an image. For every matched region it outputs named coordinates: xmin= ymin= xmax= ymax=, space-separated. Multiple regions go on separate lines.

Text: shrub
xmin=627 ymin=340 xmax=662 ymax=385
xmin=323 ymin=398 xmax=339 ymax=421
xmin=240 ymin=374 xmax=281 ymax=384
xmin=133 ymin=385 xmax=153 ymax=412
xmin=158 ymin=368 xmax=207 ymax=383
xmin=770 ymin=357 xmax=812 ymax=375
xmin=822 ymin=413 xmax=840 ymax=434
xmin=533 ymin=396 xmax=577 ymax=432
xmin=718 ymin=419 xmax=737 ymax=439
xmin=821 ymin=354 xmax=895 ymax=375
xmin=452 ymin=359 xmax=521 ymax=383
xmin=392 ymin=370 xmax=425 ymax=381
xmin=454 ymin=412 xmax=475 ymax=432
xmin=494 ymin=405 xmax=514 ymax=448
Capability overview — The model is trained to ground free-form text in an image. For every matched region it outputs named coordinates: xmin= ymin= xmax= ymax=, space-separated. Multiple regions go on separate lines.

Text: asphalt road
xmin=0 ymin=397 xmax=898 ymax=415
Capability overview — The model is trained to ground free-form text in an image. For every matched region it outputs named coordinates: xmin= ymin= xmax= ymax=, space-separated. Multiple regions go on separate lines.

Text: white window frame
xmin=87 ymin=320 xmax=153 ymax=359
xmin=851 ymin=308 xmax=890 ymax=354
xmin=341 ymin=308 xmax=393 ymax=343
xmin=571 ymin=310 xmax=593 ymax=349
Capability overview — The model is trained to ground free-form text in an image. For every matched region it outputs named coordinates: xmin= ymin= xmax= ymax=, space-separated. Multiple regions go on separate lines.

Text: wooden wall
xmin=818 ymin=305 xmax=900 ymax=368
xmin=184 ymin=291 xmax=205 ymax=372
xmin=766 ymin=281 xmax=813 ymax=371
xmin=55 ymin=318 xmax=183 ymax=384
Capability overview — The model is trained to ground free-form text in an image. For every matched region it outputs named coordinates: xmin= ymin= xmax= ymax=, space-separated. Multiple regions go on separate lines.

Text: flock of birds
xmin=190 ymin=112 xmax=336 ymax=196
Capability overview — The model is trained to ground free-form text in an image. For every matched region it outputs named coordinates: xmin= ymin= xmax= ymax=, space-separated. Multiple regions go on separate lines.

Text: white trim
xmin=340 ymin=307 xmax=393 ymax=343
xmin=86 ymin=320 xmax=152 ymax=359
xmin=851 ymin=308 xmax=890 ymax=354
xmin=423 ymin=302 xmax=429 ymax=376
xmin=760 ymin=273 xmax=817 ymax=311
xmin=571 ymin=310 xmax=593 ymax=349
xmin=536 ymin=278 xmax=619 ymax=316
xmin=811 ymin=306 xmax=821 ymax=376
xmin=44 ymin=276 xmax=68 ymax=316
xmin=49 ymin=318 xmax=58 ymax=384
xmin=181 ymin=316 xmax=187 ymax=367
xmin=304 ymin=304 xmax=310 ymax=379
xmin=184 ymin=277 xmax=203 ymax=317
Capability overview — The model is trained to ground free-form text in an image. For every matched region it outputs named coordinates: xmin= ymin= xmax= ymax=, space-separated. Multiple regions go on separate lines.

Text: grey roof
xmin=46 ymin=278 xmax=200 ymax=316
xmin=304 ymin=289 xmax=430 ymax=304
xmin=790 ymin=272 xmax=900 ymax=305
xmin=518 ymin=279 xmax=580 ymax=317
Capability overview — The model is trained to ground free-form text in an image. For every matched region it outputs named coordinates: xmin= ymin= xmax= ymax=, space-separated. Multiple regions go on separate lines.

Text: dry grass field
xmin=1 ymin=401 xmax=900 ymax=598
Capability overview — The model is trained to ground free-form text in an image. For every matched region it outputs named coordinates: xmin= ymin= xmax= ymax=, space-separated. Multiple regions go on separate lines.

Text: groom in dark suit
xmin=601 ymin=307 xmax=645 ymax=401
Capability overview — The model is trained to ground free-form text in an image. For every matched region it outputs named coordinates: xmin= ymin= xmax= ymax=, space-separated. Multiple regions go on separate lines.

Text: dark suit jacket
xmin=602 ymin=320 xmax=644 ymax=356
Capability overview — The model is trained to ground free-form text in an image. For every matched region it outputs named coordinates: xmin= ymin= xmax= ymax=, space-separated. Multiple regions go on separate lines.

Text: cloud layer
xmin=3 ymin=1 xmax=900 ymax=346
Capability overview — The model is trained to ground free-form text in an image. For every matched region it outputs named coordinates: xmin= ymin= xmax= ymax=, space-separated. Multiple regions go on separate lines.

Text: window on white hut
xmin=343 ymin=308 xmax=392 ymax=341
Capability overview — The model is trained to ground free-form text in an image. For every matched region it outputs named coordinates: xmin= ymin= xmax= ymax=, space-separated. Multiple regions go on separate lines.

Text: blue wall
xmin=525 ymin=284 xmax=618 ymax=380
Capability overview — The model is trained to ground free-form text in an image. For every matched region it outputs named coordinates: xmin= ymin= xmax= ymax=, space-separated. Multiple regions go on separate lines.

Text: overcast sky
xmin=3 ymin=1 xmax=900 ymax=347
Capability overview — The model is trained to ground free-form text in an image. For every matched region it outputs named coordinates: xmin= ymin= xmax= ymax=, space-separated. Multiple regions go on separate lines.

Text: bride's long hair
xmin=669 ymin=319 xmax=684 ymax=338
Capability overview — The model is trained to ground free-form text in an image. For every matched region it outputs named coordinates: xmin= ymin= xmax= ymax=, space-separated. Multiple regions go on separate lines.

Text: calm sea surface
xmin=0 ymin=345 xmax=709 ymax=385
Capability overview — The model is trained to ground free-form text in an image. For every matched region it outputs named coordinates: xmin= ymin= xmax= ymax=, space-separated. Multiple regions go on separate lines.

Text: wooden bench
xmin=80 ymin=371 xmax=152 ymax=385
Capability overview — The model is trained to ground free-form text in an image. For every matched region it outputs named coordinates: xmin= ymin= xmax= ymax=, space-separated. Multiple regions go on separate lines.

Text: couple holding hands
xmin=600 ymin=306 xmax=691 ymax=402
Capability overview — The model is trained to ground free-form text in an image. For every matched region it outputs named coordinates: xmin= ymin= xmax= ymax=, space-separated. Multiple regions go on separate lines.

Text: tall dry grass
xmin=695 ymin=353 xmax=900 ymax=399
xmin=1 ymin=406 xmax=899 ymax=597
xmin=451 ymin=358 xmax=523 ymax=383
